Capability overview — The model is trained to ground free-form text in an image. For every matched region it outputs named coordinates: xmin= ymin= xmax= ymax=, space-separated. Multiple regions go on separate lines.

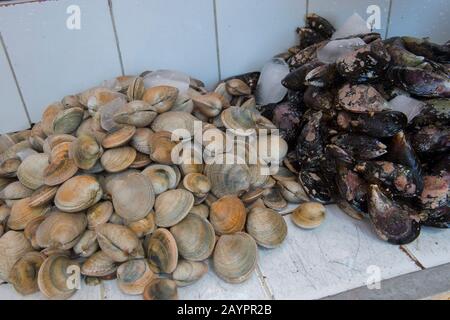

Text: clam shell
xmin=96 ymin=223 xmax=143 ymax=262
xmin=127 ymin=77 xmax=145 ymax=101
xmin=81 ymin=250 xmax=117 ymax=277
xmin=126 ymin=212 xmax=156 ymax=238
xmin=172 ymin=260 xmax=208 ymax=287
xmin=143 ymin=85 xmax=178 ymax=113
xmin=146 ymin=228 xmax=178 ymax=273
xmin=9 ymin=251 xmax=45 ymax=295
xmin=37 ymin=255 xmax=79 ymax=299
xmin=182 ymin=173 xmax=211 ymax=196
xmin=142 ymin=164 xmax=178 ymax=195
xmin=210 ymin=195 xmax=247 ymax=235
xmin=24 ymin=216 xmax=45 ymax=249
xmin=291 ymin=202 xmax=326 ymax=229
xmin=213 ymin=232 xmax=257 ymax=284
xmin=76 ymin=117 xmax=107 ymax=144
xmin=151 ymin=111 xmax=197 ymax=136
xmin=55 ymin=175 xmax=103 ymax=212
xmin=205 ymin=160 xmax=251 ymax=198
xmin=8 ymin=197 xmax=50 ymax=230
xmin=143 ymin=278 xmax=178 ymax=300
xmin=117 ymin=259 xmax=155 ymax=295
xmin=246 ymin=207 xmax=287 ymax=248
xmin=277 ymin=180 xmax=309 ymax=203
xmin=189 ymin=204 xmax=209 ymax=219
xmin=109 ymin=172 xmax=155 ymax=222
xmin=69 ymin=134 xmax=103 ymax=170
xmin=41 ymin=102 xmax=64 ymax=136
xmin=17 ymin=153 xmax=49 ymax=190
xmin=170 ymin=214 xmax=215 ymax=261
xmin=73 ymin=230 xmax=98 ymax=257
xmin=154 ymin=189 xmax=194 ymax=227
xmin=192 ymin=93 xmax=223 ymax=117
xmin=101 ymin=146 xmax=137 ymax=173
xmin=148 ymin=131 xmax=178 ymax=164
xmin=29 ymin=185 xmax=58 ymax=207
xmin=130 ymin=128 xmax=153 ymax=155
xmin=43 ymin=142 xmax=78 ymax=186
xmin=52 ymin=107 xmax=84 ymax=134
xmin=42 ymin=134 xmax=76 ymax=155
xmin=86 ymin=201 xmax=113 ymax=230
xmin=102 ymin=125 xmax=136 ymax=149
xmin=0 ymin=158 xmax=20 ymax=178
xmin=36 ymin=211 xmax=87 ymax=249
xmin=172 ymin=94 xmax=194 ymax=113
xmin=225 ymin=79 xmax=251 ymax=96
xmin=0 ymin=181 xmax=33 ymax=200
xmin=263 ymin=187 xmax=287 ymax=211
xmin=113 ymin=101 xmax=157 ymax=127
xmin=0 ymin=231 xmax=33 ymax=282
xmin=129 ymin=152 xmax=151 ymax=169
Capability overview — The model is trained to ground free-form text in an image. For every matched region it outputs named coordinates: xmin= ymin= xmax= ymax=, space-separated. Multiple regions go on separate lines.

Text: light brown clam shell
xmin=113 ymin=101 xmax=157 ymax=127
xmin=129 ymin=152 xmax=151 ymax=168
xmin=29 ymin=185 xmax=58 ymax=208
xmin=277 ymin=180 xmax=309 ymax=203
xmin=154 ymin=189 xmax=194 ymax=227
xmin=291 ymin=202 xmax=326 ymax=229
xmin=8 ymin=197 xmax=50 ymax=230
xmin=86 ymin=200 xmax=113 ymax=230
xmin=151 ymin=111 xmax=197 ymax=136
xmin=35 ymin=211 xmax=87 ymax=250
xmin=102 ymin=125 xmax=136 ymax=149
xmin=41 ymin=102 xmax=65 ymax=136
xmin=182 ymin=173 xmax=211 ymax=197
xmin=246 ymin=207 xmax=287 ymax=248
xmin=81 ymin=250 xmax=117 ymax=277
xmin=0 ymin=181 xmax=33 ymax=200
xmin=263 ymin=187 xmax=287 ymax=211
xmin=210 ymin=195 xmax=247 ymax=235
xmin=172 ymin=94 xmax=194 ymax=113
xmin=225 ymin=79 xmax=251 ymax=96
xmin=69 ymin=134 xmax=103 ymax=170
xmin=143 ymin=278 xmax=178 ymax=300
xmin=9 ymin=251 xmax=45 ymax=295
xmin=130 ymin=128 xmax=153 ymax=155
xmin=117 ymin=259 xmax=155 ymax=295
xmin=24 ymin=216 xmax=45 ymax=249
xmin=0 ymin=231 xmax=33 ymax=282
xmin=143 ymin=85 xmax=178 ymax=113
xmin=148 ymin=131 xmax=178 ymax=164
xmin=205 ymin=160 xmax=251 ymax=198
xmin=146 ymin=228 xmax=178 ymax=273
xmin=170 ymin=214 xmax=215 ymax=261
xmin=96 ymin=223 xmax=143 ymax=262
xmin=73 ymin=230 xmax=98 ymax=257
xmin=101 ymin=146 xmax=137 ymax=173
xmin=17 ymin=153 xmax=49 ymax=190
xmin=52 ymin=107 xmax=84 ymax=134
xmin=76 ymin=117 xmax=107 ymax=144
xmin=142 ymin=164 xmax=179 ymax=194
xmin=43 ymin=141 xmax=78 ymax=186
xmin=189 ymin=204 xmax=209 ymax=219
xmin=126 ymin=212 xmax=156 ymax=238
xmin=54 ymin=175 xmax=103 ymax=212
xmin=127 ymin=77 xmax=145 ymax=101
xmin=213 ymin=232 xmax=257 ymax=284
xmin=172 ymin=260 xmax=208 ymax=287
xmin=192 ymin=93 xmax=223 ymax=117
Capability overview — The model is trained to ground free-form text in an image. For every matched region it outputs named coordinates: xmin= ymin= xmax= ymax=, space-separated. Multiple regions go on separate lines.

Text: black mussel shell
xmin=355 ymin=161 xmax=420 ymax=198
xmin=305 ymin=63 xmax=341 ymax=88
xmin=282 ymin=60 xmax=323 ymax=91
xmin=297 ymin=27 xmax=326 ymax=49
xmin=283 ymin=150 xmax=301 ymax=174
xmin=432 ymin=153 xmax=450 ymax=178
xmin=419 ymin=175 xmax=449 ymax=210
xmin=411 ymin=125 xmax=450 ymax=154
xmin=336 ymin=162 xmax=368 ymax=214
xmin=271 ymin=102 xmax=303 ymax=145
xmin=295 ymin=111 xmax=324 ymax=169
xmin=387 ymin=131 xmax=422 ymax=176
xmin=385 ymin=42 xmax=425 ymax=68
xmin=387 ymin=66 xmax=450 ymax=98
xmin=368 ymin=184 xmax=421 ymax=245
xmin=422 ymin=206 xmax=449 ymax=229
xmin=337 ymin=39 xmax=391 ymax=83
xmin=306 ymin=13 xmax=335 ymax=39
xmin=224 ymin=72 xmax=260 ymax=92
xmin=299 ymin=170 xmax=333 ymax=204
xmin=402 ymin=36 xmax=450 ymax=64
xmin=258 ymin=103 xmax=278 ymax=120
xmin=337 ymin=111 xmax=407 ymax=138
xmin=288 ymin=41 xmax=328 ymax=69
xmin=304 ymin=86 xmax=335 ymax=111
xmin=332 ymin=133 xmax=387 ymax=160
xmin=286 ymin=90 xmax=304 ymax=107
xmin=338 ymin=84 xmax=390 ymax=113
xmin=410 ymin=99 xmax=450 ymax=128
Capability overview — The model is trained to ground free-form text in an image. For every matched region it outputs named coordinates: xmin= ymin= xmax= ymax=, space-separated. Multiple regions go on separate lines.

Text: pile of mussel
xmin=260 ymin=13 xmax=449 ymax=244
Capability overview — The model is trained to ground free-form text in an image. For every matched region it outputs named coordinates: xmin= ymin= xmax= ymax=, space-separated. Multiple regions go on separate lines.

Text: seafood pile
xmin=259 ymin=13 xmax=449 ymax=244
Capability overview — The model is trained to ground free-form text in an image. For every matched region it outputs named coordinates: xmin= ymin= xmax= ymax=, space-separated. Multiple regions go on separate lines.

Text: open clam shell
xmin=81 ymin=250 xmax=117 ymax=277
xmin=109 ymin=172 xmax=155 ymax=222
xmin=37 ymin=254 xmax=80 ymax=299
xmin=54 ymin=175 xmax=103 ymax=212
xmin=8 ymin=197 xmax=50 ymax=230
xmin=17 ymin=153 xmax=49 ymax=190
xmin=246 ymin=207 xmax=287 ymax=248
xmin=142 ymin=164 xmax=178 ymax=195
xmin=172 ymin=260 xmax=208 ymax=287
xmin=170 ymin=214 xmax=215 ymax=261
xmin=213 ymin=232 xmax=257 ymax=284
xmin=0 ymin=231 xmax=33 ymax=282
xmin=69 ymin=134 xmax=103 ymax=170
xmin=210 ymin=195 xmax=247 ymax=235
xmin=146 ymin=228 xmax=178 ymax=274
xmin=96 ymin=223 xmax=143 ymax=262
xmin=9 ymin=251 xmax=45 ymax=295
xmin=117 ymin=259 xmax=155 ymax=295
xmin=36 ymin=211 xmax=87 ymax=250
xmin=154 ymin=189 xmax=194 ymax=227
xmin=101 ymin=146 xmax=137 ymax=173
xmin=143 ymin=278 xmax=178 ymax=300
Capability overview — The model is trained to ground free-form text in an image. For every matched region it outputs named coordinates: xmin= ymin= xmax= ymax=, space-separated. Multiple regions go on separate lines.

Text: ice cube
xmin=255 ymin=58 xmax=290 ymax=105
xmin=143 ymin=69 xmax=190 ymax=94
xmin=388 ymin=95 xmax=425 ymax=122
xmin=332 ymin=13 xmax=371 ymax=39
xmin=317 ymin=38 xmax=366 ymax=64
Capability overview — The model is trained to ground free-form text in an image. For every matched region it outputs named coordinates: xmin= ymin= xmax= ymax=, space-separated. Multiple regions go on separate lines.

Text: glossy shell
xmin=143 ymin=278 xmax=178 ymax=300
xmin=246 ymin=207 xmax=287 ymax=248
xmin=210 ymin=195 xmax=246 ymax=235
xmin=146 ymin=228 xmax=178 ymax=274
xmin=154 ymin=189 xmax=194 ymax=227
xmin=291 ymin=202 xmax=326 ymax=229
xmin=37 ymin=255 xmax=79 ymax=299
xmin=117 ymin=259 xmax=155 ymax=295
xmin=9 ymin=251 xmax=45 ymax=295
xmin=54 ymin=175 xmax=103 ymax=212
xmin=172 ymin=260 xmax=208 ymax=287
xmin=96 ymin=223 xmax=143 ymax=262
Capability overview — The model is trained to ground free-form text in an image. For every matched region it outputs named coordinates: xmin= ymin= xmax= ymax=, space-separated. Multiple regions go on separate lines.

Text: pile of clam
xmin=259 ymin=13 xmax=449 ymax=244
xmin=0 ymin=68 xmax=323 ymax=300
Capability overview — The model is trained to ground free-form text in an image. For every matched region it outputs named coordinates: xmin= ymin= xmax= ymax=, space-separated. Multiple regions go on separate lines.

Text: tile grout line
xmin=0 ymin=32 xmax=32 ymax=126
xmin=255 ymin=264 xmax=275 ymax=300
xmin=212 ymin=0 xmax=222 ymax=82
xmin=305 ymin=0 xmax=309 ymax=17
xmin=108 ymin=0 xmax=125 ymax=76
xmin=399 ymin=245 xmax=426 ymax=270
xmin=384 ymin=0 xmax=394 ymax=39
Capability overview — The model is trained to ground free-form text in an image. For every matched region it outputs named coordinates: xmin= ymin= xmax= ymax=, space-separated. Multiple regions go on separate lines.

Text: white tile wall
xmin=0 ymin=0 xmax=122 ymax=123
xmin=388 ymin=0 xmax=450 ymax=43
xmin=111 ymin=0 xmax=219 ymax=87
